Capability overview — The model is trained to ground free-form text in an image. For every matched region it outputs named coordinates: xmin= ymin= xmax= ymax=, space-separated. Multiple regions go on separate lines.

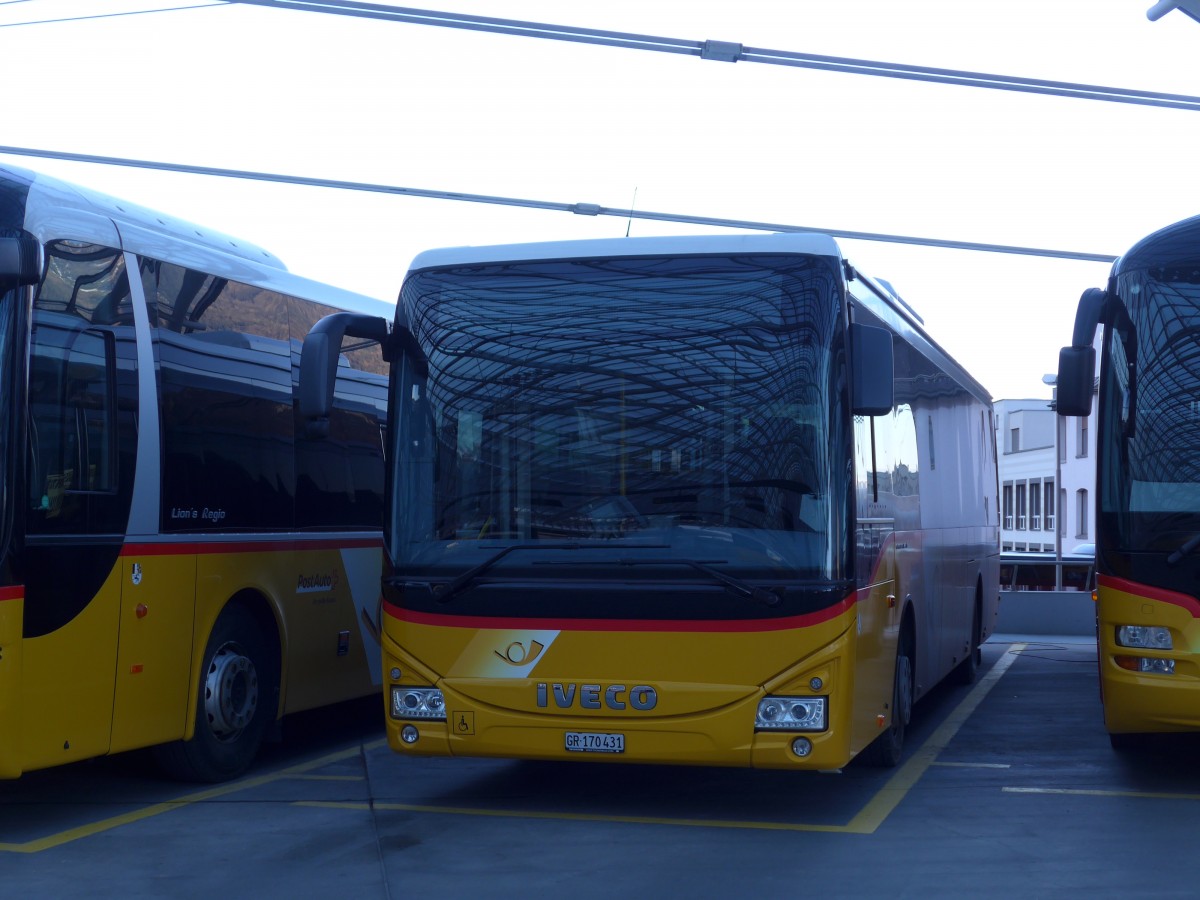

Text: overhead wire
xmin=0 ymin=0 xmax=226 ymax=28
xmin=0 ymin=144 xmax=1120 ymax=263
xmin=225 ymin=0 xmax=1200 ymax=112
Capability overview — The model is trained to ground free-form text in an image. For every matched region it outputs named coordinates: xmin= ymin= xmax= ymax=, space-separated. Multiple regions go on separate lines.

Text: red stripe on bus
xmin=384 ymin=594 xmax=855 ymax=633
xmin=0 ymin=585 xmax=23 ymax=602
xmin=120 ymin=537 xmax=383 ymax=556
xmin=1098 ymin=574 xmax=1200 ymax=618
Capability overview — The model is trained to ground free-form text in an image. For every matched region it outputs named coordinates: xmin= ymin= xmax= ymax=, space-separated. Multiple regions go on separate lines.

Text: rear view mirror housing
xmin=851 ymin=323 xmax=894 ymax=416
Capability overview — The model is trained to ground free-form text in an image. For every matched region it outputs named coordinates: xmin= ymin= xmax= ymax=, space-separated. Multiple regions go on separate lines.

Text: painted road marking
xmin=932 ymin=762 xmax=1012 ymax=769
xmin=0 ymin=739 xmax=386 ymax=854
xmin=1004 ymin=786 xmax=1200 ymax=801
xmin=297 ymin=644 xmax=1027 ymax=835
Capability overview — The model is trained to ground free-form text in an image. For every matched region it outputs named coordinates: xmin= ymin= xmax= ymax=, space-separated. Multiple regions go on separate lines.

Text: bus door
xmin=20 ymin=241 xmax=140 ymax=769
xmin=853 ymin=410 xmax=899 ymax=739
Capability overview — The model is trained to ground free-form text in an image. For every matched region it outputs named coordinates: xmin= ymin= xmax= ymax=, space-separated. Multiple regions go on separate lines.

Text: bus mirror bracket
xmin=299 ymin=313 xmax=392 ymax=439
xmin=851 ymin=322 xmax=894 ymax=416
xmin=1055 ymin=288 xmax=1107 ymax=418
xmin=0 ymin=235 xmax=43 ymax=288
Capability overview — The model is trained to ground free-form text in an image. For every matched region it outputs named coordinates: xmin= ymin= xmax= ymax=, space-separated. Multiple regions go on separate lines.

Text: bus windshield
xmin=389 ymin=253 xmax=851 ymax=589
xmin=1100 ymin=262 xmax=1200 ymax=553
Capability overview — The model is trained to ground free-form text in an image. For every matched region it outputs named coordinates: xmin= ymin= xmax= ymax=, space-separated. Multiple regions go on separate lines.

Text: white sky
xmin=3 ymin=0 xmax=1200 ymax=401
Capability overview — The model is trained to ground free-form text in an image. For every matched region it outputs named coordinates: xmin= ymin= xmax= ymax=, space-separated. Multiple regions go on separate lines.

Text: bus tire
xmin=953 ymin=591 xmax=983 ymax=686
xmin=154 ymin=604 xmax=277 ymax=782
xmin=861 ymin=625 xmax=914 ymax=767
xmin=1108 ymin=732 xmax=1146 ymax=751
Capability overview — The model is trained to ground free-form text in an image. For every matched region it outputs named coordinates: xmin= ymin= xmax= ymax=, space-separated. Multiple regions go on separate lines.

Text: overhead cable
xmin=0 ymin=1 xmax=225 ymax=28
xmin=226 ymin=0 xmax=1200 ymax=112
xmin=0 ymin=145 xmax=1119 ymax=263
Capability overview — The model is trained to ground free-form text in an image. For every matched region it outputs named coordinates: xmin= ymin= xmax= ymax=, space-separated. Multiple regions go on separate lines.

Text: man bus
xmin=302 ymin=232 xmax=1001 ymax=769
xmin=1057 ymin=213 xmax=1200 ymax=748
xmin=0 ymin=165 xmax=391 ymax=781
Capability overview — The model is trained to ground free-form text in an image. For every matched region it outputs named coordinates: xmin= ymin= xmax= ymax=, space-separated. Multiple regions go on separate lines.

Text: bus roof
xmin=3 ymin=164 xmax=394 ymax=318
xmin=1114 ymin=212 xmax=1200 ymax=276
xmin=407 ymin=231 xmax=844 ymax=272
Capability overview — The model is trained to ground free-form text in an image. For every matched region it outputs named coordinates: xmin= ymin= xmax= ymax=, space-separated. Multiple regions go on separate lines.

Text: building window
xmin=1011 ymin=427 xmax=1020 ymax=452
xmin=1076 ymin=489 xmax=1089 ymax=538
xmin=1003 ymin=482 xmax=1013 ymax=529
xmin=1076 ymin=417 xmax=1088 ymax=458
xmin=1058 ymin=417 xmax=1067 ymax=464
xmin=1030 ymin=479 xmax=1041 ymax=530
xmin=1016 ymin=482 xmax=1027 ymax=531
xmin=1044 ymin=480 xmax=1055 ymax=531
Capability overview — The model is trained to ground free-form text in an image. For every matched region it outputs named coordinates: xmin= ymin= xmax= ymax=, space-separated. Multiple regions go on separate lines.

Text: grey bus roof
xmin=407 ymin=231 xmax=844 ymax=271
xmin=5 ymin=163 xmax=393 ymax=318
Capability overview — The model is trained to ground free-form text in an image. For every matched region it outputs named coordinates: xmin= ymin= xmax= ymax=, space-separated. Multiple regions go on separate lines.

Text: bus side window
xmin=28 ymin=242 xmax=126 ymax=534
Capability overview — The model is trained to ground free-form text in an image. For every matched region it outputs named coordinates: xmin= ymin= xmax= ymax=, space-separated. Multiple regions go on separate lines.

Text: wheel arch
xmin=183 ymin=587 xmax=284 ymax=742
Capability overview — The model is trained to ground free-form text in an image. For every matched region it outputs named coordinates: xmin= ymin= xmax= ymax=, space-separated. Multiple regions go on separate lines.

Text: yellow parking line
xmin=299 ymin=645 xmax=1026 ymax=835
xmin=845 ymin=642 xmax=1022 ymax=833
xmin=0 ymin=739 xmax=386 ymax=854
xmin=1004 ymin=786 xmax=1200 ymax=802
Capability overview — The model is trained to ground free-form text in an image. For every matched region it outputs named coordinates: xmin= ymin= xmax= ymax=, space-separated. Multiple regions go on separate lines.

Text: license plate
xmin=564 ymin=731 xmax=625 ymax=753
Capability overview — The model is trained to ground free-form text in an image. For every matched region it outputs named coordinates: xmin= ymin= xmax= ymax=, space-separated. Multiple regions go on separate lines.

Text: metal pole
xmin=1055 ymin=406 xmax=1063 ymax=590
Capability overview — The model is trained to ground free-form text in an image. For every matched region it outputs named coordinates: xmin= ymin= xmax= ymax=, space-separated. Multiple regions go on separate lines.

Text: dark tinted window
xmin=143 ymin=258 xmax=386 ymax=533
xmin=28 ymin=241 xmax=137 ymax=536
xmin=147 ymin=259 xmax=295 ymax=531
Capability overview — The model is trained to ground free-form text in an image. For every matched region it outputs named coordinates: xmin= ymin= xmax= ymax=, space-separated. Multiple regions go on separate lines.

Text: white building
xmin=995 ymin=383 xmax=1097 ymax=555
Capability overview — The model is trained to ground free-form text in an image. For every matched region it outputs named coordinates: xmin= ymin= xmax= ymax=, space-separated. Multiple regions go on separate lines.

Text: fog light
xmin=1116 ymin=655 xmax=1176 ymax=674
xmin=791 ymin=737 xmax=813 ymax=758
xmin=401 ymin=724 xmax=419 ymax=744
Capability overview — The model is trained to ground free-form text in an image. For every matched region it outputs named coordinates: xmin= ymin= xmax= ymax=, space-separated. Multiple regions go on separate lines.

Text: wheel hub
xmin=204 ymin=644 xmax=259 ymax=740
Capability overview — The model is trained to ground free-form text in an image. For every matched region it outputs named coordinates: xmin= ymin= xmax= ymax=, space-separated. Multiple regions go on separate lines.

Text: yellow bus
xmin=302 ymin=233 xmax=1001 ymax=769
xmin=1057 ymin=213 xmax=1200 ymax=748
xmin=0 ymin=165 xmax=391 ymax=781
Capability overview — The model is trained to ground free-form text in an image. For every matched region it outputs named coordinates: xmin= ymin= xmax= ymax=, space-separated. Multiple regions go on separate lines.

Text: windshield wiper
xmin=391 ymin=542 xmax=669 ymax=604
xmin=1167 ymin=534 xmax=1200 ymax=566
xmin=612 ymin=557 xmax=782 ymax=608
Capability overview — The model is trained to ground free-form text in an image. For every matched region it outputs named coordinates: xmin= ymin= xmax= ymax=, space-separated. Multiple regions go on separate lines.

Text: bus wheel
xmin=154 ymin=604 xmax=276 ymax=782
xmin=862 ymin=629 xmax=914 ymax=767
xmin=1108 ymin=732 xmax=1146 ymax=751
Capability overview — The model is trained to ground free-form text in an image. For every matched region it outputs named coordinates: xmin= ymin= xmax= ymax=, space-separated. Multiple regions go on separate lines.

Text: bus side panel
xmin=190 ymin=545 xmax=379 ymax=724
xmin=0 ymin=591 xmax=22 ymax=778
xmin=18 ymin=571 xmax=121 ymax=772
xmin=110 ymin=554 xmax=197 ymax=753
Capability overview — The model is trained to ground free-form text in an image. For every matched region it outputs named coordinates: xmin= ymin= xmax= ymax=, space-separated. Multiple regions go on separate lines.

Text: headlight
xmin=1116 ymin=625 xmax=1173 ymax=650
xmin=755 ymin=696 xmax=827 ymax=731
xmin=391 ymin=686 xmax=447 ymax=720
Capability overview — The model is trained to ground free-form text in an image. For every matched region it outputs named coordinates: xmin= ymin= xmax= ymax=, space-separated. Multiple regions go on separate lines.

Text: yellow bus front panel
xmin=384 ymin=596 xmax=899 ymax=771
xmin=1097 ymin=575 xmax=1200 ymax=735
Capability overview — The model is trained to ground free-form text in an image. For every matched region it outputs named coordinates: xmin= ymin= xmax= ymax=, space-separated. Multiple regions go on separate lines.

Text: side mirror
xmin=299 ymin=313 xmax=391 ymax=438
xmin=1055 ymin=287 xmax=1107 ymax=418
xmin=1056 ymin=345 xmax=1096 ymax=417
xmin=851 ymin=323 xmax=894 ymax=416
xmin=0 ymin=236 xmax=42 ymax=289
